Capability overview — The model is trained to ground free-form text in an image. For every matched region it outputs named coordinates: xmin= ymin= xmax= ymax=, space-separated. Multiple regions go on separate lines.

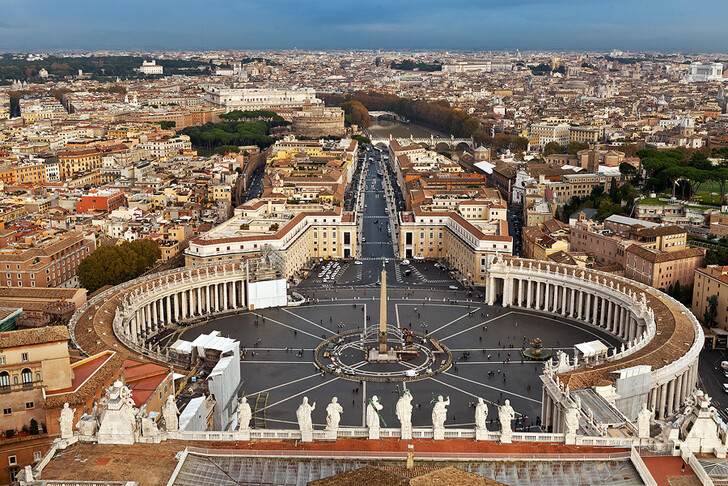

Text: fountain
xmin=522 ymin=338 xmax=552 ymax=361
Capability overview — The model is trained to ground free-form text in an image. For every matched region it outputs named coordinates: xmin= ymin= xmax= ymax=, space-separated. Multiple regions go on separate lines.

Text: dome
xmin=475 ymin=146 xmax=488 ymax=153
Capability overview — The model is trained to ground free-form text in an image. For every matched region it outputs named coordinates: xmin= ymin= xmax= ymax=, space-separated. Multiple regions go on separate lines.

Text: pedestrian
xmin=682 ymin=463 xmax=686 ymax=473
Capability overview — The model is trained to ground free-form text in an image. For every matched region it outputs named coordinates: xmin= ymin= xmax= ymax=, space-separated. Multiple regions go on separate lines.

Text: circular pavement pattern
xmin=177 ymin=287 xmax=620 ymax=432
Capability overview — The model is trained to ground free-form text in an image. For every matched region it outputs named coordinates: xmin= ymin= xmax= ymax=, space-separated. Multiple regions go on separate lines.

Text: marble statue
xmin=162 ymin=395 xmax=178 ymax=432
xmin=432 ymin=395 xmax=450 ymax=440
xmin=59 ymin=403 xmax=75 ymax=440
xmin=396 ymin=390 xmax=413 ymax=440
xmin=637 ymin=403 xmax=652 ymax=439
xmin=499 ymin=399 xmax=516 ymax=443
xmin=238 ymin=396 xmax=252 ymax=431
xmin=475 ymin=398 xmax=488 ymax=430
xmin=367 ymin=395 xmax=383 ymax=439
xmin=140 ymin=414 xmax=160 ymax=441
xmin=325 ymin=397 xmax=343 ymax=431
xmin=565 ymin=404 xmax=579 ymax=436
xmin=296 ymin=397 xmax=316 ymax=437
xmin=432 ymin=395 xmax=450 ymax=429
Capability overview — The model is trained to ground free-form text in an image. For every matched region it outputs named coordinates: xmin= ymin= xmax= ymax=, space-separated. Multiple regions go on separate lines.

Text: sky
xmin=0 ymin=0 xmax=727 ymax=53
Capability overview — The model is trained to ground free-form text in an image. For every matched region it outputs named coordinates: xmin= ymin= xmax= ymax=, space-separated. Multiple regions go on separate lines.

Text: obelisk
xmin=379 ymin=265 xmax=387 ymax=353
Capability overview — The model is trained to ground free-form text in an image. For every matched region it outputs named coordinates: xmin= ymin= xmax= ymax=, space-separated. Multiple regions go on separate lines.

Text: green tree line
xmin=78 ymin=239 xmax=160 ymax=293
xmin=181 ymin=118 xmax=284 ymax=150
xmin=390 ymin=59 xmax=442 ymax=71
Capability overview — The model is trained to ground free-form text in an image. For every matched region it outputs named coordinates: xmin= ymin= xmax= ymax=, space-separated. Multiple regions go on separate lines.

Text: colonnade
xmin=126 ymin=279 xmax=246 ymax=343
xmin=110 ymin=263 xmax=252 ymax=346
xmin=488 ymin=275 xmax=644 ymax=344
xmin=486 ymin=257 xmax=703 ymax=431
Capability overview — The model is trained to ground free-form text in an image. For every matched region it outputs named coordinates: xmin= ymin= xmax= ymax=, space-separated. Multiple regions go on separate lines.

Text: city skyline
xmin=1 ymin=0 xmax=727 ymax=52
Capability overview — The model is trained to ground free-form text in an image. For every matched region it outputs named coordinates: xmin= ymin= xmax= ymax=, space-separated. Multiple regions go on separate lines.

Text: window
xmin=0 ymin=371 xmax=9 ymax=388
xmin=3 ymin=408 xmax=11 ymax=415
xmin=33 ymin=451 xmax=41 ymax=462
xmin=26 ymin=402 xmax=34 ymax=409
xmin=8 ymin=455 xmax=16 ymax=465
xmin=22 ymin=368 xmax=32 ymax=385
xmin=0 ymin=355 xmax=4 ymax=365
xmin=22 ymin=353 xmax=28 ymax=362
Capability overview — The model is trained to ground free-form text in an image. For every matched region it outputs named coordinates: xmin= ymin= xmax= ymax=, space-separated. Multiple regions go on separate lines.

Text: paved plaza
xmin=179 ymin=287 xmax=620 ymax=432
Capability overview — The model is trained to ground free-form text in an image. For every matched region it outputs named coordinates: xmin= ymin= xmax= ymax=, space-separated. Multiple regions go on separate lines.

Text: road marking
xmin=429 ymin=311 xmax=473 ymax=335
xmin=280 ymin=308 xmax=332 ymax=334
xmin=439 ymin=312 xmax=513 ymax=342
xmin=251 ymin=313 xmax=321 ymax=339
xmin=262 ymin=377 xmax=339 ymax=412
xmin=432 ymin=373 xmax=540 ymax=405
xmin=248 ymin=372 xmax=321 ymax=396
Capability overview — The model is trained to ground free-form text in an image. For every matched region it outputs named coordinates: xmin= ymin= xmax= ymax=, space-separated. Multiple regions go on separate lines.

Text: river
xmin=365 ymin=120 xmax=449 ymax=140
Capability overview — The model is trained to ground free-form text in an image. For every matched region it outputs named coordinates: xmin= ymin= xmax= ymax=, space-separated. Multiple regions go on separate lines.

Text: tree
xmin=619 ymin=162 xmax=637 ymax=178
xmin=29 ymin=419 xmax=39 ymax=435
xmin=705 ymin=294 xmax=719 ymax=328
xmin=159 ymin=121 xmax=176 ymax=130
xmin=543 ymin=142 xmax=563 ymax=156
xmin=214 ymin=145 xmax=239 ymax=154
xmin=77 ymin=239 xmax=161 ymax=293
xmin=341 ymin=101 xmax=370 ymax=129
xmin=567 ymin=141 xmax=589 ymax=155
xmin=352 ymin=135 xmax=371 ymax=145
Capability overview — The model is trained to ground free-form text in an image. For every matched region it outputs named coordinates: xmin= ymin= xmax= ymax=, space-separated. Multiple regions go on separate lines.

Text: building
xmin=204 ymin=87 xmax=321 ymax=112
xmin=624 ymin=244 xmax=704 ymax=290
xmin=290 ymin=104 xmax=345 ymax=138
xmin=139 ymin=60 xmax=163 ymax=75
xmin=398 ymin=204 xmax=512 ymax=287
xmin=530 ymin=122 xmax=570 ymax=148
xmin=186 ymin=204 xmax=358 ymax=279
xmin=693 ymin=266 xmax=728 ymax=332
xmin=0 ymin=326 xmax=72 ymax=484
xmin=75 ymin=190 xmax=125 ymax=214
xmin=684 ymin=62 xmax=723 ymax=82
xmin=0 ymin=231 xmax=96 ymax=288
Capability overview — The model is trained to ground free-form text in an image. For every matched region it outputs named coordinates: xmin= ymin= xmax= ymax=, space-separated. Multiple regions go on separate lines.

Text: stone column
xmin=232 ymin=280 xmax=237 ymax=308
xmin=569 ymin=288 xmax=576 ymax=318
xmin=152 ymin=300 xmax=158 ymax=329
xmin=205 ymin=286 xmax=211 ymax=313
xmin=544 ymin=283 xmax=551 ymax=312
xmin=526 ymin=280 xmax=532 ymax=308
xmin=535 ymin=281 xmax=542 ymax=310
xmin=488 ymin=276 xmax=495 ymax=305
xmin=584 ymin=293 xmax=591 ymax=323
xmin=658 ymin=383 xmax=667 ymax=420
xmin=173 ymin=293 xmax=180 ymax=322
xmin=674 ymin=374 xmax=683 ymax=413
xmin=224 ymin=282 xmax=230 ymax=309
xmin=667 ymin=380 xmax=676 ymax=416
xmin=214 ymin=284 xmax=220 ymax=311
xmin=518 ymin=279 xmax=524 ymax=306
xmin=649 ymin=387 xmax=657 ymax=414
xmin=600 ymin=298 xmax=607 ymax=328
xmin=181 ymin=290 xmax=187 ymax=319
xmin=576 ymin=291 xmax=584 ymax=320
xmin=197 ymin=287 xmax=203 ymax=315
xmin=164 ymin=296 xmax=171 ymax=324
xmin=561 ymin=285 xmax=568 ymax=314
xmin=606 ymin=301 xmax=614 ymax=333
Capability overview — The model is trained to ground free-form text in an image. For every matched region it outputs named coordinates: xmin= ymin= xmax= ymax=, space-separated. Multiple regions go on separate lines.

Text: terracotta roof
xmin=625 ymin=245 xmax=704 ymax=263
xmin=0 ymin=325 xmax=68 ymax=349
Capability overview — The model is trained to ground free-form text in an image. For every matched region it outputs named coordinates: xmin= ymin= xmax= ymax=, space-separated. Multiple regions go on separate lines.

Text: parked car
xmin=400 ymin=260 xmax=410 ymax=266
xmin=449 ymin=285 xmax=459 ymax=290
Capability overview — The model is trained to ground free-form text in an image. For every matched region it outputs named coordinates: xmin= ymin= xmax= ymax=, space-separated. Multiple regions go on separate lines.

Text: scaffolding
xmin=246 ymin=245 xmax=286 ymax=283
